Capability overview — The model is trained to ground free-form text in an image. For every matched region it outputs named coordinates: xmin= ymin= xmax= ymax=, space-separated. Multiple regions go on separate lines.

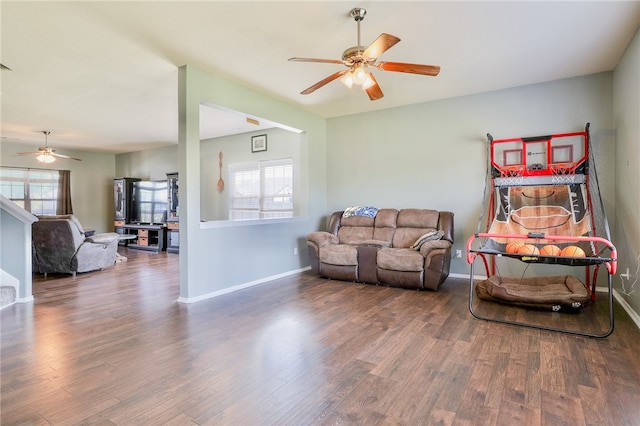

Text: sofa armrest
xmin=438 ymin=211 xmax=455 ymax=244
xmin=326 ymin=211 xmax=344 ymax=235
xmin=420 ymin=239 xmax=452 ymax=291
xmin=85 ymin=232 xmax=119 ymax=245
xmin=307 ymin=231 xmax=339 ymax=248
xmin=74 ymin=237 xmax=118 ymax=273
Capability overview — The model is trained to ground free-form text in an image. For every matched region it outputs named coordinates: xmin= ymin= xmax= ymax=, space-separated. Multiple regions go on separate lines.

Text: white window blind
xmin=229 ymin=158 xmax=293 ymax=220
xmin=0 ymin=167 xmax=59 ymax=214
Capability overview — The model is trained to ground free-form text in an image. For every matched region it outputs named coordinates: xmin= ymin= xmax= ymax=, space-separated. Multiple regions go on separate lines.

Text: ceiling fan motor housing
xmin=342 ymin=46 xmax=369 ymax=63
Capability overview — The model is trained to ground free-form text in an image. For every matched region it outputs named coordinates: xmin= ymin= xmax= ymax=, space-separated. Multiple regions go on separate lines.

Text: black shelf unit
xmin=166 ymin=172 xmax=179 ymax=253
xmin=120 ymin=224 xmax=166 ymax=253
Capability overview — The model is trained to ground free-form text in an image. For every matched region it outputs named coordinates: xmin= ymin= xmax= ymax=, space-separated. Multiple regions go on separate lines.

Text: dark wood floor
xmin=3 ymin=248 xmax=640 ymax=425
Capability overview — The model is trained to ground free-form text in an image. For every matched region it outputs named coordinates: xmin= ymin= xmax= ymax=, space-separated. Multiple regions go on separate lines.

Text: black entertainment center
xmin=113 ymin=174 xmax=179 ymax=253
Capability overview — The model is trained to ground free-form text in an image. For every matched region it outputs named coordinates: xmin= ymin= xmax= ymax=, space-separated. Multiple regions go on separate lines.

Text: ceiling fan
xmin=288 ymin=7 xmax=440 ymax=100
xmin=17 ymin=131 xmax=82 ymax=163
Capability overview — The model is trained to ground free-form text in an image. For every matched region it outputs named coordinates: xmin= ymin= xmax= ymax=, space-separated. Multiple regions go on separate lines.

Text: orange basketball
xmin=560 ymin=245 xmax=586 ymax=257
xmin=540 ymin=245 xmax=561 ymax=256
xmin=505 ymin=240 xmax=525 ymax=254
xmin=517 ymin=244 xmax=540 ymax=255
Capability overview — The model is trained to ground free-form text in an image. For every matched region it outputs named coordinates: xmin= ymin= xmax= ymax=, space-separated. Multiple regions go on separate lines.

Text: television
xmin=130 ymin=180 xmax=168 ymax=224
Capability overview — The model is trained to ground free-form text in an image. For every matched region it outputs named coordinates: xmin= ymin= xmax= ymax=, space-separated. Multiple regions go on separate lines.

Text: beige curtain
xmin=56 ymin=170 xmax=73 ymax=214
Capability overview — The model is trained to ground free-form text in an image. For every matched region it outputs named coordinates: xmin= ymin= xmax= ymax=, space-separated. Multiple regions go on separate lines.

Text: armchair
xmin=32 ymin=215 xmax=119 ymax=276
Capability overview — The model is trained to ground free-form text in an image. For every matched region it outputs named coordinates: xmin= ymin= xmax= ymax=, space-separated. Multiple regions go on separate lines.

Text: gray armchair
xmin=32 ymin=215 xmax=119 ymax=276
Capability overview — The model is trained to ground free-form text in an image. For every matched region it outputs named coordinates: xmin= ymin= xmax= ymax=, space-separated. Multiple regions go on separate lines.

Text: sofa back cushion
xmin=337 ymin=215 xmax=374 ymax=244
xmin=393 ymin=227 xmax=438 ymax=248
xmin=335 ymin=208 xmax=443 ymax=247
xmin=397 ymin=209 xmax=440 ymax=228
xmin=37 ymin=214 xmax=86 ymax=237
xmin=32 ymin=219 xmax=81 ymax=274
xmin=392 ymin=209 xmax=441 ymax=248
xmin=372 ymin=209 xmax=398 ymax=243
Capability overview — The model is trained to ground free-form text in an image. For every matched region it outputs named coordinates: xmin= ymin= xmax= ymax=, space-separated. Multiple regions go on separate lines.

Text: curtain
xmin=56 ymin=169 xmax=73 ymax=214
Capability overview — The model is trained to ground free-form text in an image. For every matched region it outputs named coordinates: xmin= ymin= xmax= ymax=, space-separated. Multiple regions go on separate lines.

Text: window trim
xmin=0 ymin=167 xmax=60 ymax=215
xmin=228 ymin=158 xmax=294 ymax=220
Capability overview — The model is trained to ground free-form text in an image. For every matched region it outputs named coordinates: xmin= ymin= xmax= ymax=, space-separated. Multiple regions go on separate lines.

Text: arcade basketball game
xmin=466 ymin=123 xmax=617 ymax=337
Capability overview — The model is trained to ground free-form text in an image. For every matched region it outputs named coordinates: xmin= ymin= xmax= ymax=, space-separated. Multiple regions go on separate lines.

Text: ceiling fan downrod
xmin=350 ymin=8 xmax=366 ymax=55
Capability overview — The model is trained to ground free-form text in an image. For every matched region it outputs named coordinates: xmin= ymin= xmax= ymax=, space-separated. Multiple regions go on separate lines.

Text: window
xmin=0 ymin=167 xmax=60 ymax=215
xmin=229 ymin=158 xmax=293 ymax=220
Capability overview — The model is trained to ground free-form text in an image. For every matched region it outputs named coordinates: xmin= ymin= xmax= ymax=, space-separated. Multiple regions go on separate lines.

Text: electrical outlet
xmin=455 ymin=249 xmax=462 ymax=258
xmin=621 ymin=267 xmax=630 ymax=280
xmin=293 ymin=247 xmax=298 ymax=256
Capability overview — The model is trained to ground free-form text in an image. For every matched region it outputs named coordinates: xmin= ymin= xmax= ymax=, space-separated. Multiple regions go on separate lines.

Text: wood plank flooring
xmin=2 ymin=248 xmax=640 ymax=425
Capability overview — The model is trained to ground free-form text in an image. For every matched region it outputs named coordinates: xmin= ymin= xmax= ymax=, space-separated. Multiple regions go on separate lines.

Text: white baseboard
xmin=610 ymin=288 xmax=640 ymax=331
xmin=177 ymin=266 xmax=311 ymax=304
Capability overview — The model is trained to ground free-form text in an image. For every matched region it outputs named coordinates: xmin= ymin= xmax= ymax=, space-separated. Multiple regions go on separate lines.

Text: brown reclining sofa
xmin=307 ymin=208 xmax=454 ymax=291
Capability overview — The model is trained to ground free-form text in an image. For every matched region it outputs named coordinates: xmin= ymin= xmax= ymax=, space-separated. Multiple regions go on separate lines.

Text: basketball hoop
xmin=550 ymin=163 xmax=577 ymax=184
xmin=501 ymin=165 xmax=525 ymax=178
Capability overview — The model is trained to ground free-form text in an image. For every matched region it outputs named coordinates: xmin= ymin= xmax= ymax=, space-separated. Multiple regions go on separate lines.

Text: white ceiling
xmin=1 ymin=1 xmax=639 ymax=154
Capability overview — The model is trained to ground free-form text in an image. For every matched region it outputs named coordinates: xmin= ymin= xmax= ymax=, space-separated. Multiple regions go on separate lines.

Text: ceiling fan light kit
xmin=289 ymin=7 xmax=440 ymax=100
xmin=37 ymin=152 xmax=56 ymax=163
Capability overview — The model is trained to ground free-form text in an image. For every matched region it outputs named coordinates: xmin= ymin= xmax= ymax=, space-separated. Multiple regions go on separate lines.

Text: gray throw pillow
xmin=411 ymin=230 xmax=444 ymax=250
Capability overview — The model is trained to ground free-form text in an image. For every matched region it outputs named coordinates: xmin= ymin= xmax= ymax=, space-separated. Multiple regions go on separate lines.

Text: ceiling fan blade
xmin=16 ymin=151 xmax=40 ymax=156
xmin=375 ymin=61 xmax=440 ymax=76
xmin=300 ymin=70 xmax=348 ymax=95
xmin=288 ymin=57 xmax=344 ymax=65
xmin=365 ymin=74 xmax=384 ymax=101
xmin=363 ymin=33 xmax=401 ymax=60
xmin=51 ymin=152 xmax=82 ymax=161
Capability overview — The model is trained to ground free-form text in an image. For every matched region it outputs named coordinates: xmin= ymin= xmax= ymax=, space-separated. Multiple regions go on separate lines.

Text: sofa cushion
xmin=397 ymin=209 xmax=440 ymax=229
xmin=372 ymin=209 xmax=398 ymax=244
xmin=320 ymin=244 xmax=358 ymax=266
xmin=337 ymin=226 xmax=374 ymax=245
xmin=340 ymin=215 xmax=375 ymax=227
xmin=393 ymin=227 xmax=435 ymax=249
xmin=377 ymin=248 xmax=425 ymax=272
xmin=38 ymin=214 xmax=86 ymax=236
xmin=360 ymin=239 xmax=392 ymax=248
xmin=374 ymin=209 xmax=399 ymax=228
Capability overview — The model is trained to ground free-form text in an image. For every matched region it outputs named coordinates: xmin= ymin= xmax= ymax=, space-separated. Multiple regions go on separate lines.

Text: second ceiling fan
xmin=16 ymin=131 xmax=82 ymax=163
xmin=289 ymin=7 xmax=440 ymax=100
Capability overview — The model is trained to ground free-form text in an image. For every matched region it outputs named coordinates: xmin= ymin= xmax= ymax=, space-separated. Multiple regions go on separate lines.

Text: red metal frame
xmin=491 ymin=130 xmax=588 ymax=178
xmin=471 ymin=124 xmax=615 ymax=337
xmin=466 ymin=233 xmax=617 ymax=299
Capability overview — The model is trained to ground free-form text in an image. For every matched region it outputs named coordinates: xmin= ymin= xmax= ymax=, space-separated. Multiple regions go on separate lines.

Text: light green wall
xmin=326 ymin=73 xmax=616 ymax=278
xmin=117 ymin=127 xmax=305 ymax=222
xmin=614 ymin=26 xmax=640 ymax=314
xmin=177 ymin=65 xmax=326 ymax=300
xmin=115 ymin=145 xmax=178 ymax=181
xmin=117 ymin=69 xmax=621 ymax=299
xmin=1 ymin=209 xmax=32 ymax=299
xmin=1 ymin=142 xmax=116 ymax=233
xmin=200 ymin=127 xmax=303 ymax=221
